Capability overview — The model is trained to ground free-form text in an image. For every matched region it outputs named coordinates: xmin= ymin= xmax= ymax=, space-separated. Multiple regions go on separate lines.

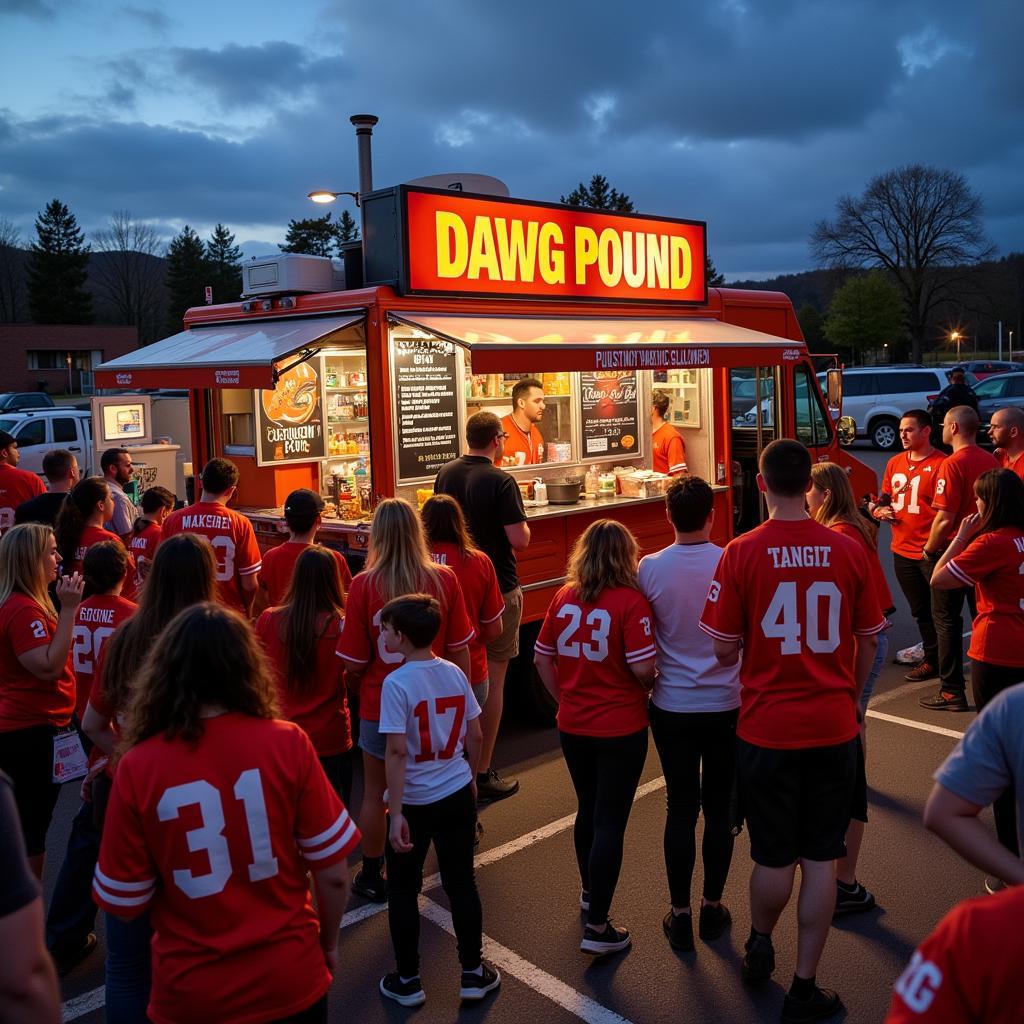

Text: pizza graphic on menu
xmin=262 ymin=361 xmax=319 ymax=425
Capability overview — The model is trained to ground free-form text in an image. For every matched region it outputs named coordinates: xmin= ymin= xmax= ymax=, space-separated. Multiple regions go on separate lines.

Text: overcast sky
xmin=1 ymin=0 xmax=1020 ymax=280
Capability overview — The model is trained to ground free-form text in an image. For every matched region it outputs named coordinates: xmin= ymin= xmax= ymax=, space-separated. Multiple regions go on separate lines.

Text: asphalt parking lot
xmin=54 ymin=445 xmax=990 ymax=1024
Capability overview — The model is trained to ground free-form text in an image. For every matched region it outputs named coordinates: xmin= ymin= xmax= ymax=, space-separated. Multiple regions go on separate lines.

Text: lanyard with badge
xmin=52 ymin=726 xmax=89 ymax=784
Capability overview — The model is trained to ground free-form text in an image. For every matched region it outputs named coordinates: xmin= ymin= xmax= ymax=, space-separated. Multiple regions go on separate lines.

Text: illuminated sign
xmin=403 ymin=188 xmax=707 ymax=304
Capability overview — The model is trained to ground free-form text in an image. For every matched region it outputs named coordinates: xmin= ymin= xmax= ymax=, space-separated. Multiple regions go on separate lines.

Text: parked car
xmin=973 ymin=371 xmax=1024 ymax=444
xmin=816 ymin=367 xmax=953 ymax=450
xmin=956 ymin=360 xmax=1019 ymax=381
xmin=0 ymin=409 xmax=93 ymax=477
xmin=0 ymin=392 xmax=55 ymax=412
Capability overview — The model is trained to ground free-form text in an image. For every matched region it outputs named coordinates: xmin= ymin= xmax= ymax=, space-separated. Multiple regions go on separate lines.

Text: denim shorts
xmin=358 ymin=717 xmax=387 ymax=760
xmin=860 ymin=629 xmax=890 ymax=714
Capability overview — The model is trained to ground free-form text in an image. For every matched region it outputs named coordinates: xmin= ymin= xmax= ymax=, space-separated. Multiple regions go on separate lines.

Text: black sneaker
xmin=477 ymin=769 xmax=519 ymax=802
xmin=459 ymin=963 xmax=501 ymax=1002
xmin=698 ymin=902 xmax=732 ymax=941
xmin=580 ymin=920 xmax=631 ymax=955
xmin=352 ymin=869 xmax=388 ymax=903
xmin=985 ymin=877 xmax=1007 ymax=895
xmin=52 ymin=933 xmax=97 ymax=976
xmin=903 ymin=661 xmax=937 ymax=682
xmin=834 ymin=881 xmax=876 ymax=917
xmin=380 ymin=972 xmax=426 ymax=1007
xmin=662 ymin=910 xmax=694 ymax=951
xmin=474 ymin=819 xmax=484 ymax=851
xmin=918 ymin=690 xmax=969 ymax=712
xmin=780 ymin=985 xmax=843 ymax=1023
xmin=741 ymin=932 xmax=776 ymax=985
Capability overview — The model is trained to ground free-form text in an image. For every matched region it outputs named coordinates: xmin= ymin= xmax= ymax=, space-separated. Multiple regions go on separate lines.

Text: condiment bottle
xmin=534 ymin=480 xmax=548 ymax=506
xmin=584 ymin=465 xmax=599 ymax=498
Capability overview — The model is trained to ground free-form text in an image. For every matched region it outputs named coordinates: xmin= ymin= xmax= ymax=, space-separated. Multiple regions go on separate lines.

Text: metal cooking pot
xmin=546 ymin=477 xmax=584 ymax=505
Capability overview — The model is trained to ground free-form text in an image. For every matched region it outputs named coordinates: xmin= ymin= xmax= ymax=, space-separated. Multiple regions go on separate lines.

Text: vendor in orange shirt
xmin=495 ymin=377 xmax=547 ymax=467
xmin=651 ymin=390 xmax=688 ymax=476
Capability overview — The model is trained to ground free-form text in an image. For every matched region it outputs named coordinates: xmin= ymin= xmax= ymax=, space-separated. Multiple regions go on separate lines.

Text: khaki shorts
xmin=486 ymin=586 xmax=523 ymax=662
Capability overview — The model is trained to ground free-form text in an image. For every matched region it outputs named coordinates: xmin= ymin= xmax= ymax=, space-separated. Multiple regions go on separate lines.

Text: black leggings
xmin=384 ymin=783 xmax=482 ymax=978
xmin=268 ymin=994 xmax=327 ymax=1023
xmin=971 ymin=660 xmax=1024 ymax=857
xmin=319 ymin=750 xmax=354 ymax=808
xmin=0 ymin=724 xmax=61 ymax=857
xmin=649 ymin=705 xmax=738 ymax=907
xmin=559 ymin=728 xmax=648 ymax=927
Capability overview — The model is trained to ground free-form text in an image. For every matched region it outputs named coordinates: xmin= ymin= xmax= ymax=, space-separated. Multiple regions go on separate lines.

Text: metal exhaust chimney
xmin=350 ymin=114 xmax=379 ymax=198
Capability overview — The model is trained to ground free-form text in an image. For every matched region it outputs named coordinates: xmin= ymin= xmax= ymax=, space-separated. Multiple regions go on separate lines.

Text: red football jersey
xmin=994 ymin=448 xmax=1024 ymax=481
xmin=93 ymin=713 xmax=360 ymax=1024
xmin=259 ymin=541 xmax=352 ymax=608
xmin=947 ymin=527 xmax=1024 ymax=668
xmin=0 ymin=593 xmax=75 ymax=730
xmin=162 ymin=501 xmax=262 ymax=613
xmin=881 ymin=450 xmax=947 ymax=558
xmin=68 ymin=526 xmax=137 ymax=601
xmin=0 ymin=463 xmax=45 ymax=533
xmin=830 ymin=521 xmax=894 ymax=613
xmin=71 ymin=594 xmax=136 ymax=718
xmin=932 ymin=445 xmax=999 ymax=534
xmin=652 ymin=422 xmax=688 ymax=475
xmin=430 ymin=542 xmax=504 ymax=686
xmin=336 ymin=565 xmax=474 ymax=722
xmin=699 ymin=518 xmax=886 ymax=750
xmin=535 ymin=584 xmax=656 ymax=737
xmin=255 ymin=608 xmax=351 ymax=756
xmin=128 ymin=521 xmax=163 ymax=591
xmin=886 ymin=887 xmax=1024 ymax=1024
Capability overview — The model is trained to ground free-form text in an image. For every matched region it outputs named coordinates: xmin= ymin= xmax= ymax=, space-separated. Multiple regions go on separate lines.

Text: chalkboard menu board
xmin=393 ymin=338 xmax=460 ymax=479
xmin=255 ymin=359 xmax=326 ymax=466
xmin=579 ymin=371 xmax=640 ymax=458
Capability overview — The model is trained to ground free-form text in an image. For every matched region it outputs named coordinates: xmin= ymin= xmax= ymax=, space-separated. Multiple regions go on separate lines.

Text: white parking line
xmin=866 ymin=709 xmax=966 ymax=740
xmin=419 ymin=896 xmax=636 ymax=1024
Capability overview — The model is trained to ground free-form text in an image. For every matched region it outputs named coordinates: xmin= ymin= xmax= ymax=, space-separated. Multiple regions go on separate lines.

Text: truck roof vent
xmin=241 ymin=253 xmax=346 ymax=298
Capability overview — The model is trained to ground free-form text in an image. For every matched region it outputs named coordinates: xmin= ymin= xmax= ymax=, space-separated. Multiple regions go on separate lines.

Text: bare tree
xmin=0 ymin=218 xmax=25 ymax=323
xmin=811 ymin=166 xmax=994 ymax=363
xmin=92 ymin=211 xmax=167 ymax=343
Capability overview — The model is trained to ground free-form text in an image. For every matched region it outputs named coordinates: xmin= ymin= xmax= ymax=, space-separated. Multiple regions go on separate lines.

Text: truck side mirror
xmin=826 ymin=368 xmax=843 ymax=419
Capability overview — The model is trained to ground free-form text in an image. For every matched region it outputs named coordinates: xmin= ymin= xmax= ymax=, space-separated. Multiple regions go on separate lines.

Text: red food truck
xmin=97 ymin=185 xmax=872 ymax=713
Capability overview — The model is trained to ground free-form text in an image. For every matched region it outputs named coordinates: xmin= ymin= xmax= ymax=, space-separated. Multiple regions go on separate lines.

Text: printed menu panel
xmin=393 ymin=338 xmax=459 ymax=479
xmin=579 ymin=370 xmax=640 ymax=458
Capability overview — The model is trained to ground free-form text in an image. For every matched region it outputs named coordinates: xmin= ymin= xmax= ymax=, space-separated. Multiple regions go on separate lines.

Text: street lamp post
xmin=950 ymin=331 xmax=961 ymax=362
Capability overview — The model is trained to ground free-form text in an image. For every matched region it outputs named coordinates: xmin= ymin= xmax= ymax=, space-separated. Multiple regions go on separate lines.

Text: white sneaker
xmin=896 ymin=642 xmax=924 ymax=665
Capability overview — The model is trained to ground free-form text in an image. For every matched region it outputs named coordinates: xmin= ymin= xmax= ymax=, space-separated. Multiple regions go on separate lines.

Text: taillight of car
xmin=927 ymin=394 xmax=938 ymax=403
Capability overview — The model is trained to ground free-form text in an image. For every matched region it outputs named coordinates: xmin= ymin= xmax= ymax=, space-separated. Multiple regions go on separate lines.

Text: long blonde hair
xmin=365 ymin=498 xmax=441 ymax=602
xmin=566 ymin=519 xmax=640 ymax=604
xmin=0 ymin=524 xmax=57 ymax=617
xmin=809 ymin=462 xmax=877 ymax=551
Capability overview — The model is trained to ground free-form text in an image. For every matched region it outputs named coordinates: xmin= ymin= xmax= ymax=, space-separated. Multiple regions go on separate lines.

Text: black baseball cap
xmin=284 ymin=488 xmax=324 ymax=518
xmin=0 ymin=431 xmax=16 ymax=450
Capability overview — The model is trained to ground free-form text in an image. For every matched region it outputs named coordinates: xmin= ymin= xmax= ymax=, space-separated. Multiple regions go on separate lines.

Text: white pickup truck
xmin=0 ymin=408 xmax=94 ymax=477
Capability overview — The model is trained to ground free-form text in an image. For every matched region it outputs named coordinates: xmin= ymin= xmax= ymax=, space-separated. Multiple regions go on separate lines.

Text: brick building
xmin=0 ymin=324 xmax=138 ymax=394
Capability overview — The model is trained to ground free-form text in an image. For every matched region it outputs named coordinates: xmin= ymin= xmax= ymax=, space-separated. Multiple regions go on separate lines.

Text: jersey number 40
xmin=761 ymin=581 xmax=841 ymax=655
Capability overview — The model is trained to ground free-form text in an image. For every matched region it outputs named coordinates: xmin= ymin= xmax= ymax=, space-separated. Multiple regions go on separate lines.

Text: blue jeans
xmin=105 ymin=911 xmax=152 ymax=1024
xmin=46 ymin=799 xmax=100 ymax=955
xmin=860 ymin=630 xmax=889 ymax=714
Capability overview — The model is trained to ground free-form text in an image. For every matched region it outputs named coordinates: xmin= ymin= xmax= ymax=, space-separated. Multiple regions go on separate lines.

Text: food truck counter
xmin=519 ymin=486 xmax=730 ymax=521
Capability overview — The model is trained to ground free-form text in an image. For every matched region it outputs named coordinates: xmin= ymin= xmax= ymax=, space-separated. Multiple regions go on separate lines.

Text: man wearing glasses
xmin=100 ymin=447 xmax=139 ymax=543
xmin=436 ymin=412 xmax=531 ymax=802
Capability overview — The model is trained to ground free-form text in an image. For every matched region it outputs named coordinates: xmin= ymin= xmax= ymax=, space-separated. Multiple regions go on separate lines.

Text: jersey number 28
xmin=761 ymin=581 xmax=841 ymax=655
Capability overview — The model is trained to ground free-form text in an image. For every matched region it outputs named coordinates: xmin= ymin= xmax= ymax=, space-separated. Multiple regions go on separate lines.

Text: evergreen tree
xmin=705 ymin=253 xmax=725 ymax=287
xmin=205 ymin=223 xmax=243 ymax=304
xmin=336 ymin=209 xmax=359 ymax=244
xmin=27 ymin=199 xmax=93 ymax=323
xmin=279 ymin=213 xmax=338 ymax=257
xmin=797 ymin=303 xmax=827 ymax=351
xmin=561 ymin=174 xmax=634 ymax=212
xmin=165 ymin=225 xmax=208 ymax=333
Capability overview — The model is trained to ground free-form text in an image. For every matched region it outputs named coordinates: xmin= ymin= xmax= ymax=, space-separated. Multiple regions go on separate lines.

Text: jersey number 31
xmin=761 ymin=581 xmax=841 ymax=655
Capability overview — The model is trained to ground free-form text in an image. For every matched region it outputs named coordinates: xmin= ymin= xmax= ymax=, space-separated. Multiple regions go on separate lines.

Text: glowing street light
xmin=950 ymin=331 xmax=961 ymax=361
xmin=306 ymin=190 xmax=361 ymax=207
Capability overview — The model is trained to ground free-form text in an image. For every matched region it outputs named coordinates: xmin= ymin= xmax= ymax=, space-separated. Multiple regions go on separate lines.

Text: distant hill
xmin=724 ymin=268 xmax=853 ymax=313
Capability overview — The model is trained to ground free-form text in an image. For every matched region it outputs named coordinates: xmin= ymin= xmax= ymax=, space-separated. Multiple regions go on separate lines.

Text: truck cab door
xmin=729 ymin=367 xmax=779 ymax=533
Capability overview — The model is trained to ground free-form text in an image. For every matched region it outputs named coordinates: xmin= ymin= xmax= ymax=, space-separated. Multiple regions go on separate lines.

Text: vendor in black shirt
xmin=435 ymin=411 xmax=530 ymax=802
xmin=14 ymin=449 xmax=78 ymax=528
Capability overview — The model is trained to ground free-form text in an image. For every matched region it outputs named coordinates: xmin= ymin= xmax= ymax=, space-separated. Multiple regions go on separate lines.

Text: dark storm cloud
xmin=169 ymin=42 xmax=348 ymax=110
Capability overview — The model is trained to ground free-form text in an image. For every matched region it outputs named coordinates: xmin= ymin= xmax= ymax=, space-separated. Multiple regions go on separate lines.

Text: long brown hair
xmin=55 ymin=477 xmax=110 ymax=565
xmin=101 ymin=533 xmax=218 ymax=712
xmin=421 ymin=493 xmax=479 ymax=558
xmin=809 ymin=462 xmax=878 ymax=552
xmin=976 ymin=469 xmax=1024 ymax=535
xmin=364 ymin=498 xmax=442 ymax=602
xmin=566 ymin=519 xmax=640 ymax=604
xmin=121 ymin=603 xmax=278 ymax=749
xmin=0 ymin=523 xmax=56 ymax=617
xmin=280 ymin=546 xmax=346 ymax=688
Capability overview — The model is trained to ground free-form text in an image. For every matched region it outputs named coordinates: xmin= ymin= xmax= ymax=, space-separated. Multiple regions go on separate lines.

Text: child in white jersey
xmin=377 ymin=593 xmax=500 ymax=1008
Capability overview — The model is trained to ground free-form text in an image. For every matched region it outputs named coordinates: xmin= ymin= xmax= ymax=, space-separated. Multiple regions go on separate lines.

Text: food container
xmin=618 ymin=471 xmax=671 ymax=497
xmin=533 ymin=481 xmax=548 ymax=505
xmin=517 ymin=480 xmax=534 ymax=501
xmin=415 ymin=488 xmax=434 ymax=508
xmin=546 ymin=477 xmax=584 ymax=505
xmin=598 ymin=473 xmax=617 ymax=497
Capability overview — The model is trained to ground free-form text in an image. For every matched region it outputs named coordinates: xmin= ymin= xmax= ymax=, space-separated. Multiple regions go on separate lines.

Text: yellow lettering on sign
xmin=467 ymin=216 xmax=500 ymax=280
xmin=496 ymin=218 xmax=538 ymax=282
xmin=436 ymin=211 xmax=468 ymax=278
xmin=598 ymin=228 xmax=622 ymax=287
xmin=647 ymin=235 xmax=669 ymax=289
xmin=623 ymin=231 xmax=646 ymax=288
xmin=670 ymin=237 xmax=692 ymax=290
xmin=574 ymin=226 xmax=598 ymax=285
xmin=539 ymin=223 xmax=564 ymax=284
